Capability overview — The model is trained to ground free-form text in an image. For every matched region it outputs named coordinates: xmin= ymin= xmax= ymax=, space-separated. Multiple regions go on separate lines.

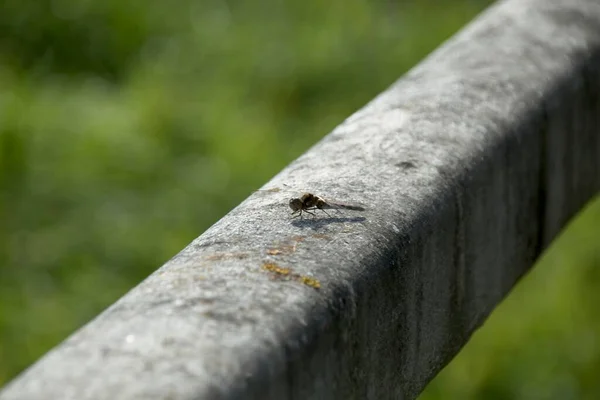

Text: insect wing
xmin=318 ymin=197 xmax=365 ymax=211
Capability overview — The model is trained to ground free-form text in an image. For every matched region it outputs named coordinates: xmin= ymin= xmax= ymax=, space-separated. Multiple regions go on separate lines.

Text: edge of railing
xmin=1 ymin=0 xmax=600 ymax=398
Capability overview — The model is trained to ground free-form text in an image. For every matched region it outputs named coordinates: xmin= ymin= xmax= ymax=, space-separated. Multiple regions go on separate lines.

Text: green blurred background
xmin=0 ymin=0 xmax=598 ymax=398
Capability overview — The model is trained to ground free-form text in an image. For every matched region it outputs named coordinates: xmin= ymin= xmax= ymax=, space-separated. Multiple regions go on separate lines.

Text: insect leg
xmin=304 ymin=209 xmax=317 ymax=218
xmin=320 ymin=208 xmax=332 ymax=218
xmin=314 ymin=204 xmax=333 ymax=218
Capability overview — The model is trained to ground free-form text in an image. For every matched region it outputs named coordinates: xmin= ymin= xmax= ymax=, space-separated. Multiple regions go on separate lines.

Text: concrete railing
xmin=1 ymin=0 xmax=599 ymax=398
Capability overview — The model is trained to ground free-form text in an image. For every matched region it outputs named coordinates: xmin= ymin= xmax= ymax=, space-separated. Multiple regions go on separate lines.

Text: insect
xmin=254 ymin=185 xmax=365 ymax=219
xmin=288 ymin=192 xmax=365 ymax=219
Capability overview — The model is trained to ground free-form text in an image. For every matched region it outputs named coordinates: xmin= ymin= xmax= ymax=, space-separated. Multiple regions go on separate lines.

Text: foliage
xmin=1 ymin=1 xmax=598 ymax=399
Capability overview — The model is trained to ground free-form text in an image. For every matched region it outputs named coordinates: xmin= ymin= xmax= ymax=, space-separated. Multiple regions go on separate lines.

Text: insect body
xmin=289 ymin=192 xmax=365 ymax=218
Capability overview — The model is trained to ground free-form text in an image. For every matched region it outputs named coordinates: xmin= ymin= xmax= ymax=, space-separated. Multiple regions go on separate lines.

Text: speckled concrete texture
xmin=1 ymin=0 xmax=599 ymax=399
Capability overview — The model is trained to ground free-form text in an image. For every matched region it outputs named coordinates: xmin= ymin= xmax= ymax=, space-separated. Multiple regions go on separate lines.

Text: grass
xmin=1 ymin=1 xmax=599 ymax=398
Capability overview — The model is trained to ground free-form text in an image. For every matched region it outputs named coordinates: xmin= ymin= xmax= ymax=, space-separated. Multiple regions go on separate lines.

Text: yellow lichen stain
xmin=262 ymin=263 xmax=320 ymax=289
xmin=262 ymin=262 xmax=291 ymax=275
xmin=262 ymin=187 xmax=282 ymax=193
xmin=266 ymin=235 xmax=307 ymax=256
xmin=291 ymin=235 xmax=305 ymax=243
xmin=311 ymin=233 xmax=331 ymax=240
xmin=298 ymin=275 xmax=321 ymax=289
xmin=205 ymin=252 xmax=249 ymax=261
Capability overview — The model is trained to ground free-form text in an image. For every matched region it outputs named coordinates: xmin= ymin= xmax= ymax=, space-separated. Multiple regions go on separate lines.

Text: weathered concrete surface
xmin=2 ymin=0 xmax=600 ymax=398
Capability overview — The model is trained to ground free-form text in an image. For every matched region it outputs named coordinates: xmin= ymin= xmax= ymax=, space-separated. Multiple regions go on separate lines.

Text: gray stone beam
xmin=1 ymin=0 xmax=599 ymax=398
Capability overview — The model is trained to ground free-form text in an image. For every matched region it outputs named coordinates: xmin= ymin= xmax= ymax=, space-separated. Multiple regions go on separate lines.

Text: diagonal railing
xmin=1 ymin=0 xmax=599 ymax=398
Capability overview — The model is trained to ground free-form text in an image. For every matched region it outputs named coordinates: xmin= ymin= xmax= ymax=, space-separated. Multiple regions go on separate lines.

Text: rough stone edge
xmin=1 ymin=0 xmax=600 ymax=399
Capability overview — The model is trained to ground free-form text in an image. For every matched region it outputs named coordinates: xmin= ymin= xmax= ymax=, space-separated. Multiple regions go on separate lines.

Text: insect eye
xmin=288 ymin=198 xmax=302 ymax=210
